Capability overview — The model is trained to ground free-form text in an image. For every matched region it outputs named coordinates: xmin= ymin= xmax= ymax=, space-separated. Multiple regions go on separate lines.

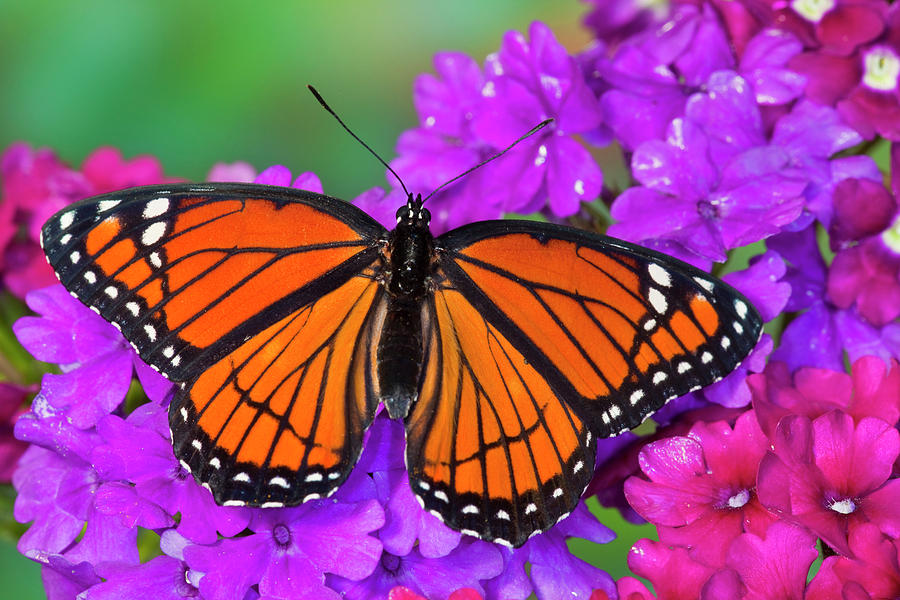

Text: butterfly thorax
xmin=378 ymin=196 xmax=434 ymax=419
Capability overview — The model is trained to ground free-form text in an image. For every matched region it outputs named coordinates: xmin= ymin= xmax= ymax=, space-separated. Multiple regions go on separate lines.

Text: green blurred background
xmin=0 ymin=1 xmax=655 ymax=596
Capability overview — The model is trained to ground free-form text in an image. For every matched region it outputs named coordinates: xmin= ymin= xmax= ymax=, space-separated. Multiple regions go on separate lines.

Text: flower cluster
xmin=5 ymin=0 xmax=900 ymax=597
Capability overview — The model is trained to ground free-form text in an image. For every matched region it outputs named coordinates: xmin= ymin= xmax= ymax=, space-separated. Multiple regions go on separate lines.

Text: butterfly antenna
xmin=423 ymin=118 xmax=553 ymax=203
xmin=307 ymin=85 xmax=411 ymax=198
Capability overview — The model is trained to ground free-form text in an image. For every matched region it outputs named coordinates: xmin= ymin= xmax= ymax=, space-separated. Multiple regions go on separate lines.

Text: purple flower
xmin=609 ymin=71 xmax=807 ymax=265
xmin=757 ymin=411 xmax=900 ymax=556
xmin=329 ymin=538 xmax=502 ymax=600
xmin=485 ymin=503 xmax=616 ymax=600
xmin=625 ymin=410 xmax=776 ymax=567
xmin=91 ymin=403 xmax=251 ymax=543
xmin=471 ymin=21 xmax=605 ymax=217
xmin=183 ymin=501 xmax=383 ymax=600
xmin=13 ymin=285 xmax=173 ymax=428
xmin=79 ymin=556 xmax=198 ymax=600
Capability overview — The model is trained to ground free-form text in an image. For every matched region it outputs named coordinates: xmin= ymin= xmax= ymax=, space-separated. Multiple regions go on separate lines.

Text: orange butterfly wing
xmin=41 ymin=183 xmax=387 ymax=502
xmin=406 ymin=220 xmax=762 ymax=545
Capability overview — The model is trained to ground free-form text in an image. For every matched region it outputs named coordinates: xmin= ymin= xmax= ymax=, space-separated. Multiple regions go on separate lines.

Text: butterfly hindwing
xmin=172 ymin=269 xmax=385 ymax=506
xmin=405 ymin=283 xmax=596 ymax=547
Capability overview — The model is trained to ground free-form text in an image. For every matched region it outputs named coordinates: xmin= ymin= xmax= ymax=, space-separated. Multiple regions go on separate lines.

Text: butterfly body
xmin=41 ymin=182 xmax=763 ymax=547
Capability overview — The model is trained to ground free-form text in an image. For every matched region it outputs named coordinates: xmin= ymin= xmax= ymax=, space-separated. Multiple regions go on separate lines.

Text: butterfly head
xmin=395 ymin=194 xmax=430 ymax=230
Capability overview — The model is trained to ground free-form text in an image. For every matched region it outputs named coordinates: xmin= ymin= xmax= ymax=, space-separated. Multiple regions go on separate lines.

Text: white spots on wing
xmin=643 ymin=318 xmax=657 ymax=331
xmin=262 ymin=501 xmax=285 ymax=508
xmin=525 ymin=503 xmax=538 ymax=515
xmin=734 ymin=299 xmax=748 ymax=319
xmin=328 ymin=471 xmax=342 ymax=480
xmin=98 ymin=199 xmax=121 ymax=212
xmin=143 ymin=197 xmax=170 ymax=219
xmin=224 ymin=500 xmax=246 ymax=507
xmin=460 ymin=528 xmax=480 ymax=538
xmin=209 ymin=457 xmax=221 ymax=469
xmin=59 ymin=211 xmax=75 ymax=230
xmin=434 ymin=490 xmax=450 ymax=503
xmin=630 ymin=389 xmax=644 ymax=405
xmin=179 ymin=460 xmax=192 ymax=474
xmin=180 ymin=407 xmax=188 ymax=421
xmin=171 ymin=355 xmax=182 ymax=367
xmin=721 ymin=336 xmax=732 ymax=350
xmin=462 ymin=505 xmax=479 ymax=515
xmin=648 ymin=263 xmax=671 ymax=287
xmin=701 ymin=351 xmax=713 ymax=364
xmin=428 ymin=509 xmax=445 ymax=522
xmin=104 ymin=286 xmax=118 ymax=299
xmin=573 ymin=460 xmax=584 ymax=473
xmin=144 ymin=324 xmax=157 ymax=342
xmin=191 ymin=439 xmax=202 ymax=451
xmin=302 ymin=493 xmax=321 ymax=502
xmin=149 ymin=251 xmax=163 ymax=268
xmin=163 ymin=346 xmax=175 ymax=358
xmin=84 ymin=270 xmax=96 ymax=284
xmin=693 ymin=276 xmax=715 ymax=292
xmin=70 ymin=251 xmax=81 ymax=264
xmin=496 ymin=510 xmax=511 ymax=521
xmin=269 ymin=476 xmax=290 ymax=489
xmin=141 ymin=222 xmax=166 ymax=246
xmin=652 ymin=371 xmax=667 ymax=385
xmin=418 ymin=481 xmax=431 ymax=491
xmin=677 ymin=361 xmax=692 ymax=374
xmin=609 ymin=404 xmax=622 ymax=419
xmin=305 ymin=473 xmax=323 ymax=483
xmin=648 ymin=287 xmax=668 ymax=314
xmin=201 ymin=482 xmax=211 ymax=492
xmin=601 ymin=411 xmax=611 ymax=424
xmin=126 ymin=302 xmax=140 ymax=316
xmin=60 ymin=233 xmax=72 ymax=245
xmin=233 ymin=472 xmax=251 ymax=483
xmin=733 ymin=321 xmax=744 ymax=335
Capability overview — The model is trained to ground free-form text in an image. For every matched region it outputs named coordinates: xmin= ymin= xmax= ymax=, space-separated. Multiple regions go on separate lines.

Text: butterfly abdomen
xmin=377 ymin=209 xmax=434 ymax=419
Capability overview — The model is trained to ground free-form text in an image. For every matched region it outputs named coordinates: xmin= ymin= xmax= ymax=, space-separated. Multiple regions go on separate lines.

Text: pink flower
xmin=626 ymin=539 xmax=716 ymax=599
xmin=749 ymin=357 xmax=900 ymax=438
xmin=757 ymin=411 xmax=900 ymax=556
xmin=624 ymin=411 xmax=776 ymax=566
xmin=807 ymin=523 xmax=900 ymax=598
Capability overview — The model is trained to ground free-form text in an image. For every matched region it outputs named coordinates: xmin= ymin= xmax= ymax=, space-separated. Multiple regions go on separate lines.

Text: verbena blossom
xmin=6 ymin=1 xmax=900 ymax=597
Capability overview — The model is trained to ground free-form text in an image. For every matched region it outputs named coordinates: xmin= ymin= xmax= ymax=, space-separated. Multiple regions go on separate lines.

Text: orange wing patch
xmin=171 ymin=270 xmax=384 ymax=507
xmin=405 ymin=284 xmax=595 ymax=547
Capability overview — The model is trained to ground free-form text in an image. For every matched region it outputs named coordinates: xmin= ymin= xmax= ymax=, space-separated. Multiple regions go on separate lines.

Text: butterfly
xmin=40 ymin=182 xmax=762 ymax=547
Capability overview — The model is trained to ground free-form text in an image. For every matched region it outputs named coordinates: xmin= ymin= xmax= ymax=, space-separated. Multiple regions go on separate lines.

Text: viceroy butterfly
xmin=40 ymin=182 xmax=761 ymax=547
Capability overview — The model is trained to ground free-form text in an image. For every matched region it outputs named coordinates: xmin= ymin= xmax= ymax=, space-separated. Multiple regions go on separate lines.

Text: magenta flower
xmin=0 ymin=382 xmax=29 ymax=482
xmin=627 ymin=539 xmax=717 ymax=599
xmin=722 ymin=521 xmax=819 ymax=600
xmin=749 ymin=356 xmax=900 ymax=439
xmin=0 ymin=144 xmax=174 ymax=298
xmin=625 ymin=410 xmax=776 ymax=566
xmin=757 ymin=411 xmax=900 ymax=556
xmin=807 ymin=523 xmax=900 ymax=598
xmin=789 ymin=3 xmax=900 ymax=140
